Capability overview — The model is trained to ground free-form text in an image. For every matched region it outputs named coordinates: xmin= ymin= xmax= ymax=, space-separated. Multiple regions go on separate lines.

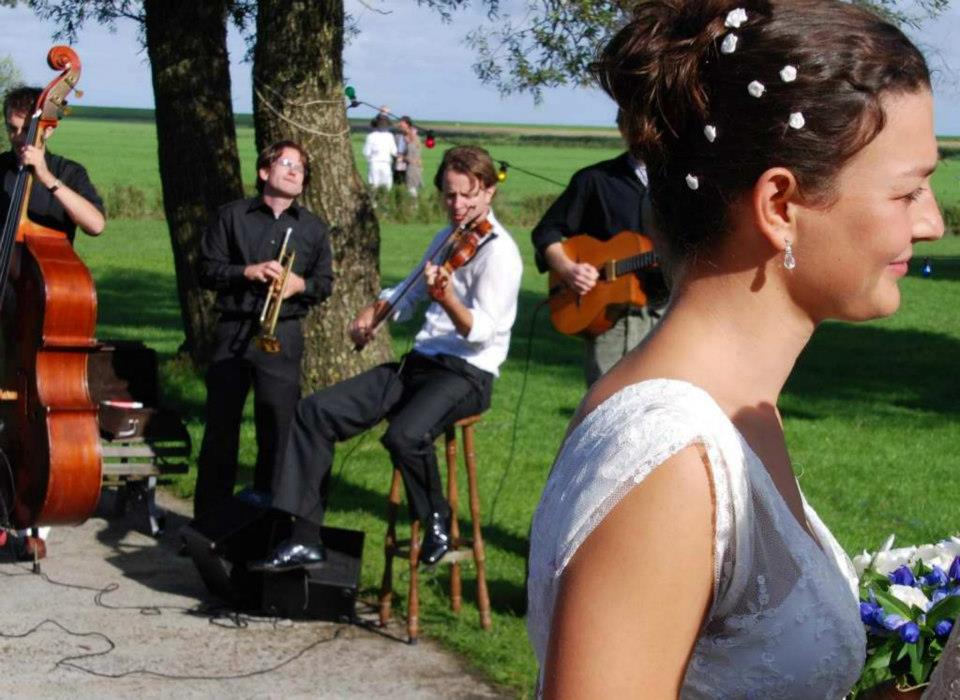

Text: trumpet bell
xmin=256 ymin=335 xmax=281 ymax=354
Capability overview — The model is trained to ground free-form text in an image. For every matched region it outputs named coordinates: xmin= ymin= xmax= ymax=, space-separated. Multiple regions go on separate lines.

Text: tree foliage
xmin=0 ymin=54 xmax=23 ymax=97
xmin=27 ymin=0 xmax=245 ymax=366
xmin=413 ymin=0 xmax=953 ymax=99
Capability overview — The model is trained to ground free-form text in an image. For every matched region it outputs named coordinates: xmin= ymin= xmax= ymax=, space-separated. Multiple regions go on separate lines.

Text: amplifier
xmin=182 ymin=497 xmax=364 ymax=620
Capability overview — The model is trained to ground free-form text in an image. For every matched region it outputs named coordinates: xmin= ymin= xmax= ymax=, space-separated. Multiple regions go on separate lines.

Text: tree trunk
xmin=253 ymin=0 xmax=392 ymax=390
xmin=143 ymin=0 xmax=245 ymax=366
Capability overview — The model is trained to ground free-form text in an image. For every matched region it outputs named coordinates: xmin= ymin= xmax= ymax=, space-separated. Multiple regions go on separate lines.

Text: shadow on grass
xmin=96 ymin=268 xmax=183 ymax=337
xmin=329 ymin=479 xmax=529 ymax=559
xmin=787 ymin=323 xmax=960 ymax=416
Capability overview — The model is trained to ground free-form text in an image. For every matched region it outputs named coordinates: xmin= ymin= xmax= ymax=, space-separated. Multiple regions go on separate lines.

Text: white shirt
xmin=380 ymin=211 xmax=523 ymax=376
xmin=362 ymin=130 xmax=398 ymax=165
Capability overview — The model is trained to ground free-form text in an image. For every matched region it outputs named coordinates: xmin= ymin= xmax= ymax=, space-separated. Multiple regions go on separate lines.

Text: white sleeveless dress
xmin=527 ymin=379 xmax=866 ymax=699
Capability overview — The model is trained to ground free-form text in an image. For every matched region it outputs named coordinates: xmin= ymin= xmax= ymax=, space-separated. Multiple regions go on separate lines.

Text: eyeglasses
xmin=277 ymin=157 xmax=305 ymax=174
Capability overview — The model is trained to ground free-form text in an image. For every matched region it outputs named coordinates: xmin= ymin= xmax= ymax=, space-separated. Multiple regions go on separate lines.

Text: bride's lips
xmin=888 ymin=258 xmax=911 ymax=277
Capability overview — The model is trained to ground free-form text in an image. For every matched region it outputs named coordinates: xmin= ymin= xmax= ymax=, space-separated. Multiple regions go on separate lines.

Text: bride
xmin=526 ymin=0 xmax=945 ymax=697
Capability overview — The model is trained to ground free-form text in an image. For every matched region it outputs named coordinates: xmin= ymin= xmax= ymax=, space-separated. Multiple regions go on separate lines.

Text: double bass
xmin=0 ymin=46 xmax=102 ymax=527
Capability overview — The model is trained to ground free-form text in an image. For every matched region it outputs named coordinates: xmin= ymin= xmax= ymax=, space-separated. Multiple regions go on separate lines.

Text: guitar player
xmin=531 ymin=146 xmax=669 ymax=387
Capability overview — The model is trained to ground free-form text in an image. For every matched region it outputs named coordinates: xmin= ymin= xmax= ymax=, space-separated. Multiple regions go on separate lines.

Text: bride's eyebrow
xmin=895 ymin=163 xmax=938 ymax=178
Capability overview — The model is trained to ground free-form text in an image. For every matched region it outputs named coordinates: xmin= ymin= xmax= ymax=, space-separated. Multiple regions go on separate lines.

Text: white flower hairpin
xmin=720 ymin=9 xmax=747 ymax=56
xmin=721 ymin=33 xmax=739 ymax=54
xmin=725 ymin=8 xmax=748 ymax=28
xmin=748 ymin=80 xmax=766 ymax=98
xmin=788 ymin=112 xmax=806 ymax=130
xmin=685 ymin=174 xmax=700 ymax=191
xmin=780 ymin=65 xmax=798 ymax=83
xmin=704 ymin=125 xmax=718 ymax=143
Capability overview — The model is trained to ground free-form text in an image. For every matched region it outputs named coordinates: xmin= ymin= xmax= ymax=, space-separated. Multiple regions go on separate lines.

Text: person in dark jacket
xmin=194 ymin=140 xmax=333 ymax=521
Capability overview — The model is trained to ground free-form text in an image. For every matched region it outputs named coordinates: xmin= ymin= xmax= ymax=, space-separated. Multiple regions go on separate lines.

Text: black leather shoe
xmin=248 ymin=539 xmax=327 ymax=573
xmin=419 ymin=512 xmax=451 ymax=566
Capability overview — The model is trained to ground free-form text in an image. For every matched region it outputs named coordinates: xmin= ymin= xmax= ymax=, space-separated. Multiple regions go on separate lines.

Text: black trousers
xmin=272 ymin=351 xmax=493 ymax=526
xmin=194 ymin=317 xmax=303 ymax=521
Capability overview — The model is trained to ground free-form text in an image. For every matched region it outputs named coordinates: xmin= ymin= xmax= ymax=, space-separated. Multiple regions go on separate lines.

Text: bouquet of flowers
xmin=851 ymin=535 xmax=960 ymax=697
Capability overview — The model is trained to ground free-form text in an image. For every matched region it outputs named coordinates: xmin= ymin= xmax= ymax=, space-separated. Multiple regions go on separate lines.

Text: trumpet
xmin=256 ymin=227 xmax=296 ymax=353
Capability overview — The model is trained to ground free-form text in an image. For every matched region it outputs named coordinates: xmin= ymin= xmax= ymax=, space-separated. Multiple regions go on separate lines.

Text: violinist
xmin=253 ymin=145 xmax=523 ymax=572
xmin=2 ymin=86 xmax=105 ymax=241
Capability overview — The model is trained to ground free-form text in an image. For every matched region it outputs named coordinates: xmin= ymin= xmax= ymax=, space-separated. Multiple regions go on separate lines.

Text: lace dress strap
xmin=527 ymin=379 xmax=757 ymax=660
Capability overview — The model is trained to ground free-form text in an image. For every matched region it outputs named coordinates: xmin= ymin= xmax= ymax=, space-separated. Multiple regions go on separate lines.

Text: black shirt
xmin=0 ymin=150 xmax=105 ymax=244
xmin=531 ymin=152 xmax=667 ymax=306
xmin=200 ymin=197 xmax=334 ymax=320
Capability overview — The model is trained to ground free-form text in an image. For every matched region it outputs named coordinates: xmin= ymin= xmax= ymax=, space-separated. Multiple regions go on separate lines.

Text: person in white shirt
xmin=362 ymin=114 xmax=398 ymax=189
xmin=253 ymin=146 xmax=523 ymax=572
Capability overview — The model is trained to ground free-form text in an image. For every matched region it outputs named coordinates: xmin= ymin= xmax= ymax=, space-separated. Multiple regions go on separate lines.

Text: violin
xmin=0 ymin=46 xmax=102 ymax=527
xmin=427 ymin=217 xmax=493 ymax=301
xmin=355 ymin=215 xmax=493 ymax=350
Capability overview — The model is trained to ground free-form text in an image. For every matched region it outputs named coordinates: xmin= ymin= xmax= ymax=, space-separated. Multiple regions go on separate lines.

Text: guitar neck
xmin=611 ymin=251 xmax=658 ymax=279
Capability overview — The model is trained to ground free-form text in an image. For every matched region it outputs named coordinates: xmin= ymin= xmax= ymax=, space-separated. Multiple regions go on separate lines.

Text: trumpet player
xmin=195 ymin=140 xmax=333 ymax=522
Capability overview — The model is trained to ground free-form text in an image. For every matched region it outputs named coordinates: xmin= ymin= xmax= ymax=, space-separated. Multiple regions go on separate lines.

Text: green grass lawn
xmin=49 ymin=117 xmax=960 ymax=229
xmin=45 ymin=107 xmax=960 ymax=696
xmin=50 ymin=118 xmax=620 ymax=202
xmin=76 ymin=212 xmax=960 ymax=696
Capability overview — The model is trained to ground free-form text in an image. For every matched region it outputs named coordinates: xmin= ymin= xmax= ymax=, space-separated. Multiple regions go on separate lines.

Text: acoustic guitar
xmin=548 ymin=231 xmax=658 ymax=338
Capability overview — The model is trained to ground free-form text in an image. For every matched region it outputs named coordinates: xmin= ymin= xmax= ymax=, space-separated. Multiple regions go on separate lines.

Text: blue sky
xmin=1 ymin=1 xmax=958 ymax=133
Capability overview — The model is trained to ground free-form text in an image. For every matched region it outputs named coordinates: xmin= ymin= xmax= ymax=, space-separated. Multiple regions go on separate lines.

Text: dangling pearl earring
xmin=783 ymin=239 xmax=797 ymax=270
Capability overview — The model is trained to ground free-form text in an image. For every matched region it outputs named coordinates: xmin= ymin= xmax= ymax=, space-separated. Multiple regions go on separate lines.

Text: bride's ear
xmin=751 ymin=167 xmax=800 ymax=255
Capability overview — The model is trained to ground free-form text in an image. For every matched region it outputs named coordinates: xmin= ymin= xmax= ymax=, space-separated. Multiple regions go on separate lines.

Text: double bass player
xmin=1 ymin=84 xmax=106 ymax=560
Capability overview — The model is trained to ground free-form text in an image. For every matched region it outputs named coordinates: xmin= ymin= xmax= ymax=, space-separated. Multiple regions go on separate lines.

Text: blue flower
xmin=935 ymin=619 xmax=954 ymax=639
xmin=899 ymin=622 xmax=921 ymax=643
xmin=932 ymin=587 xmax=950 ymax=605
xmin=860 ymin=601 xmax=883 ymax=625
xmin=923 ymin=566 xmax=949 ymax=588
xmin=949 ymin=556 xmax=960 ymax=583
xmin=882 ymin=613 xmax=907 ymax=631
xmin=889 ymin=565 xmax=917 ymax=587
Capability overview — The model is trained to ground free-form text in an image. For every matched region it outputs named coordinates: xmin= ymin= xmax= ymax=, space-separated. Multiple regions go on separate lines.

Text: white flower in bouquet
xmin=854 ymin=545 xmax=917 ymax=576
xmin=852 ymin=534 xmax=960 ymax=697
xmin=888 ymin=584 xmax=932 ymax=612
xmin=916 ymin=538 xmax=960 ymax=571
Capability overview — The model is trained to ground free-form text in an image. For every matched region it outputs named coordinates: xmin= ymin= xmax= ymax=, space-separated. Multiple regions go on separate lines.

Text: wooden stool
xmin=379 ymin=414 xmax=492 ymax=644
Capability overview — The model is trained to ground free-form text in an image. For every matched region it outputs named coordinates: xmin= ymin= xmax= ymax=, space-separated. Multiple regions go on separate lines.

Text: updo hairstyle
xmin=594 ymin=0 xmax=931 ymax=261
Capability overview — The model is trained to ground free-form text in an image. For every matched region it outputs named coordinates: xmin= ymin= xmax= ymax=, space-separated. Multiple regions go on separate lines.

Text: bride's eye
xmin=900 ymin=187 xmax=926 ymax=204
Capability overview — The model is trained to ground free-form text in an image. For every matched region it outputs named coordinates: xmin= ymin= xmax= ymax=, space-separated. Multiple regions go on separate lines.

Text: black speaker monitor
xmin=182 ymin=497 xmax=363 ymax=620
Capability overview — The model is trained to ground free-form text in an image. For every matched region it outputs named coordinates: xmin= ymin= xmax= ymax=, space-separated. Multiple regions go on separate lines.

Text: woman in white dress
xmin=526 ymin=1 xmax=945 ymax=697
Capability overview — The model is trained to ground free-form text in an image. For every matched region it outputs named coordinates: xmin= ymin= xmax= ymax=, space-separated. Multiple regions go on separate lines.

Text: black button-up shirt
xmin=1 ymin=150 xmax=105 ymax=244
xmin=200 ymin=197 xmax=334 ymax=320
xmin=531 ymin=152 xmax=667 ymax=306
